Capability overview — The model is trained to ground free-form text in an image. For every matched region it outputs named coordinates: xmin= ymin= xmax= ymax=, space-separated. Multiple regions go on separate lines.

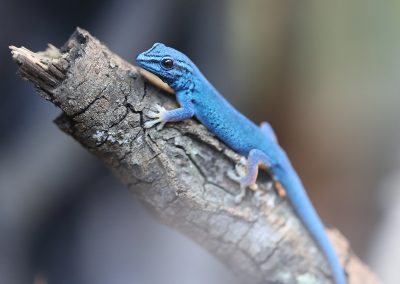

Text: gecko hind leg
xmin=229 ymin=149 xmax=274 ymax=203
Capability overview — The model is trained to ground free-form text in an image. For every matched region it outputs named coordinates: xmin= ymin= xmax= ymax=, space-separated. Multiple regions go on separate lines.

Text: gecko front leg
xmin=144 ymin=102 xmax=195 ymax=130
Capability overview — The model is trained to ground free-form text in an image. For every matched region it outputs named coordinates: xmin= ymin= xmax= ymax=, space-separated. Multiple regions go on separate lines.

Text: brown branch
xmin=10 ymin=28 xmax=379 ymax=284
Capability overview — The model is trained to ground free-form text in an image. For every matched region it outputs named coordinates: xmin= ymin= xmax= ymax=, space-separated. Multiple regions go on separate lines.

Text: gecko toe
xmin=144 ymin=119 xmax=160 ymax=129
xmin=227 ymin=169 xmax=241 ymax=182
xmin=156 ymin=121 xmax=166 ymax=131
xmin=154 ymin=104 xmax=166 ymax=112
xmin=147 ymin=110 xmax=160 ymax=118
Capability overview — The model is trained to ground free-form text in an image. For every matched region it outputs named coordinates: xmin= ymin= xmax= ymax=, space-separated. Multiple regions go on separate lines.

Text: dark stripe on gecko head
xmin=143 ymin=54 xmax=163 ymax=60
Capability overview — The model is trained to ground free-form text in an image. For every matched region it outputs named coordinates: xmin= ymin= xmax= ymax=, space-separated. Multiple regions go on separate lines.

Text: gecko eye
xmin=161 ymin=57 xmax=174 ymax=69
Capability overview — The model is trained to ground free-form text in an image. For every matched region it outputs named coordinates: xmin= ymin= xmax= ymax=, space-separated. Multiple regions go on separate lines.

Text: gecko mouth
xmin=138 ymin=68 xmax=174 ymax=94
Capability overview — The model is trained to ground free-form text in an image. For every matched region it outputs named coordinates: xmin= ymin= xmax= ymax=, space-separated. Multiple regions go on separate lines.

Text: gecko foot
xmin=227 ymin=157 xmax=258 ymax=204
xmin=144 ymin=104 xmax=167 ymax=130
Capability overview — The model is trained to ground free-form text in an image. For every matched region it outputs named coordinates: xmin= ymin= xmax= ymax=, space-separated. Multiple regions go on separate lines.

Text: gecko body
xmin=136 ymin=43 xmax=346 ymax=284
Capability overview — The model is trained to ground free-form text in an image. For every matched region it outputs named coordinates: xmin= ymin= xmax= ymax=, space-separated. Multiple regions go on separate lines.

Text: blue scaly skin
xmin=136 ymin=43 xmax=347 ymax=284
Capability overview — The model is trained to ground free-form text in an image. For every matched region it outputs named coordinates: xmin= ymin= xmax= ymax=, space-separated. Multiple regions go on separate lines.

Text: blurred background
xmin=1 ymin=0 xmax=400 ymax=283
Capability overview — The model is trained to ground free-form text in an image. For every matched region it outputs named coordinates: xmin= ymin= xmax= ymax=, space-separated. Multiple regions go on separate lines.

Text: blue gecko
xmin=136 ymin=43 xmax=346 ymax=284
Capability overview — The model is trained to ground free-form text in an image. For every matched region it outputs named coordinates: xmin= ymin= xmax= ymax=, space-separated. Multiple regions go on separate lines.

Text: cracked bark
xmin=10 ymin=28 xmax=379 ymax=284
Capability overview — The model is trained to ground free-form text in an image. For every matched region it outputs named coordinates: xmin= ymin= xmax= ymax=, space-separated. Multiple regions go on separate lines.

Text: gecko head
xmin=136 ymin=43 xmax=195 ymax=88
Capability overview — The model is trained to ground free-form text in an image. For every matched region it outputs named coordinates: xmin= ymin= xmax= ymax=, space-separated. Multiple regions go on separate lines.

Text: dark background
xmin=1 ymin=0 xmax=400 ymax=283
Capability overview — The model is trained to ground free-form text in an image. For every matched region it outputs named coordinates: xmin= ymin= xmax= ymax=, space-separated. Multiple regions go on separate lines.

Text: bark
xmin=10 ymin=28 xmax=379 ymax=284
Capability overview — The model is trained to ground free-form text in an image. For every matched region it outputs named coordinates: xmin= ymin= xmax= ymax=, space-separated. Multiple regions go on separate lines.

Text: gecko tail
xmin=276 ymin=168 xmax=347 ymax=284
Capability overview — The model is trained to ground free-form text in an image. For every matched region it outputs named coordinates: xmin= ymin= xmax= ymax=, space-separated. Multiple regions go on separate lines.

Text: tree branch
xmin=10 ymin=28 xmax=379 ymax=284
